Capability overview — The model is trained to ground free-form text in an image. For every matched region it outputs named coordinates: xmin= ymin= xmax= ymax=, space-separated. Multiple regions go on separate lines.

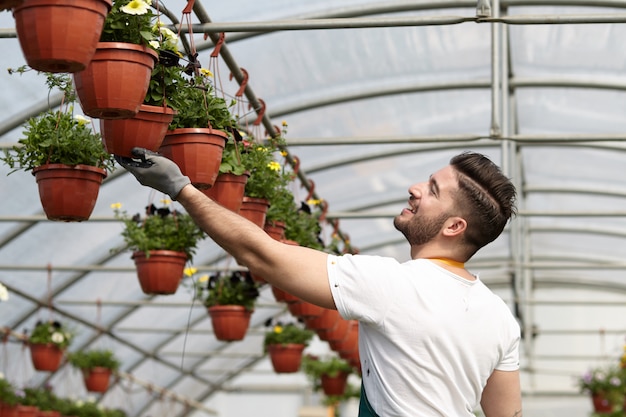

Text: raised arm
xmin=116 ymin=148 xmax=336 ymax=309
xmin=480 ymin=369 xmax=522 ymax=417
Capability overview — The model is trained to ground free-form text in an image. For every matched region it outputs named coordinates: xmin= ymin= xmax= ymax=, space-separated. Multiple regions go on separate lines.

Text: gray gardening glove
xmin=115 ymin=147 xmax=191 ymax=200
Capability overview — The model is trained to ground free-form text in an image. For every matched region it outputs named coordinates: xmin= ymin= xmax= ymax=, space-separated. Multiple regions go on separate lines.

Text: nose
xmin=408 ymin=182 xmax=425 ymax=199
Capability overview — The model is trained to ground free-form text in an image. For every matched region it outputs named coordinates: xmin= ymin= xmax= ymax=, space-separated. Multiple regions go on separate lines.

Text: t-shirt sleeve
xmin=495 ymin=316 xmax=521 ymax=371
xmin=327 ymin=253 xmax=399 ymax=324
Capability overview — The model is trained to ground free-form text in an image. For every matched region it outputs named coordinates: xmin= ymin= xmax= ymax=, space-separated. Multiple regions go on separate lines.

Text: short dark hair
xmin=450 ymin=152 xmax=517 ymax=258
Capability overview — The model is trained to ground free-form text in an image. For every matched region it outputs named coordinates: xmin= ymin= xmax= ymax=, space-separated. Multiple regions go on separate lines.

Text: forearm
xmin=176 ymin=184 xmax=335 ymax=308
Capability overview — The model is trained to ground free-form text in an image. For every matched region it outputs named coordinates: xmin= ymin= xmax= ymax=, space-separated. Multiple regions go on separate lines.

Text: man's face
xmin=393 ymin=165 xmax=459 ymax=246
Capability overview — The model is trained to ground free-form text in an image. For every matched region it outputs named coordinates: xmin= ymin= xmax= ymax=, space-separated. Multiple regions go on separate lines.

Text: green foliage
xmin=67 ymin=349 xmax=121 ymax=371
xmin=265 ymin=185 xmax=298 ymax=226
xmin=168 ymin=72 xmax=237 ymax=131
xmin=263 ymin=322 xmax=314 ymax=349
xmin=242 ymin=136 xmax=292 ymax=201
xmin=20 ymin=387 xmax=60 ymax=411
xmin=28 ymin=320 xmax=74 ymax=349
xmin=0 ymin=71 xmax=114 ymax=174
xmin=143 ymin=26 xmax=184 ymax=107
xmin=114 ymin=203 xmax=206 ymax=262
xmin=283 ymin=201 xmax=324 ymax=250
xmin=218 ymin=135 xmax=246 ymax=175
xmin=0 ymin=378 xmax=18 ymax=406
xmin=301 ymin=355 xmax=354 ymax=380
xmin=579 ymin=365 xmax=626 ymax=411
xmin=197 ymin=271 xmax=259 ymax=311
xmin=100 ymin=0 xmax=158 ymax=46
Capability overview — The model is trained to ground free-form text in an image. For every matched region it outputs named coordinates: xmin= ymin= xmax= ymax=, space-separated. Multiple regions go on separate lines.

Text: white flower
xmin=121 ymin=0 xmax=149 ymax=15
xmin=159 ymin=27 xmax=176 ymax=40
xmin=0 ymin=372 xmax=5 ymax=379
xmin=73 ymin=114 xmax=91 ymax=126
xmin=148 ymin=40 xmax=160 ymax=50
xmin=0 ymin=282 xmax=8 ymax=302
xmin=50 ymin=332 xmax=65 ymax=344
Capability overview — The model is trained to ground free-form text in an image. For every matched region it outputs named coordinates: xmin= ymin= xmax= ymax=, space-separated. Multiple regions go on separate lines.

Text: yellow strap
xmin=427 ymin=257 xmax=465 ymax=269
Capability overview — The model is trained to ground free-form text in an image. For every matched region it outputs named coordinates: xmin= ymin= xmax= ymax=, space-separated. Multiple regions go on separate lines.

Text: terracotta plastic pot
xmin=29 ymin=343 xmax=64 ymax=371
xmin=287 ymin=300 xmax=324 ymax=319
xmin=100 ymin=104 xmax=175 ymax=157
xmin=207 ymin=305 xmax=252 ymax=341
xmin=267 ymin=343 xmax=305 ymax=373
xmin=13 ymin=0 xmax=111 ymax=72
xmin=202 ymin=172 xmax=249 ymax=213
xmin=16 ymin=405 xmax=39 ymax=417
xmin=132 ymin=250 xmax=187 ymax=295
xmin=264 ymin=221 xmax=286 ymax=241
xmin=321 ymin=371 xmax=349 ymax=397
xmin=74 ymin=42 xmax=158 ymax=119
xmin=160 ymin=128 xmax=228 ymax=189
xmin=33 ymin=163 xmax=107 ymax=222
xmin=239 ymin=197 xmax=270 ymax=228
xmin=83 ymin=366 xmax=112 ymax=392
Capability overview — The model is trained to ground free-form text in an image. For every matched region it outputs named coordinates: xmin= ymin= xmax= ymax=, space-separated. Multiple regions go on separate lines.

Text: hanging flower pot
xmin=159 ymin=128 xmax=228 ymax=189
xmin=267 ymin=344 xmax=306 ymax=373
xmin=591 ymin=393 xmax=613 ymax=413
xmin=29 ymin=343 xmax=64 ymax=372
xmin=207 ymin=305 xmax=253 ymax=342
xmin=202 ymin=172 xmax=249 ymax=213
xmin=16 ymin=405 xmax=39 ymax=417
xmin=13 ymin=0 xmax=111 ymax=73
xmin=239 ymin=197 xmax=270 ymax=228
xmin=321 ymin=371 xmax=350 ymax=397
xmin=37 ymin=410 xmax=60 ymax=417
xmin=316 ymin=315 xmax=351 ymax=343
xmin=264 ymin=221 xmax=286 ymax=241
xmin=33 ymin=164 xmax=107 ymax=222
xmin=287 ymin=300 xmax=324 ymax=319
xmin=0 ymin=0 xmax=22 ymax=10
xmin=329 ymin=321 xmax=359 ymax=354
xmin=73 ymin=42 xmax=158 ymax=119
xmin=82 ymin=366 xmax=112 ymax=393
xmin=304 ymin=308 xmax=340 ymax=332
xmin=0 ymin=403 xmax=18 ymax=417
xmin=100 ymin=104 xmax=175 ymax=157
xmin=132 ymin=250 xmax=187 ymax=295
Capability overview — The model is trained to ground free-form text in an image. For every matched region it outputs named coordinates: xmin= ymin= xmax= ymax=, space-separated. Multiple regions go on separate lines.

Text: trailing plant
xmin=196 ymin=271 xmax=260 ymax=311
xmin=0 ymin=377 xmax=18 ymax=406
xmin=301 ymin=354 xmax=354 ymax=381
xmin=28 ymin=319 xmax=74 ymax=349
xmin=143 ymin=24 xmax=185 ymax=108
xmin=242 ymin=133 xmax=291 ymax=201
xmin=217 ymin=134 xmax=247 ymax=175
xmin=113 ymin=202 xmax=206 ymax=261
xmin=263 ymin=322 xmax=314 ymax=350
xmin=67 ymin=349 xmax=121 ymax=371
xmin=100 ymin=0 xmax=158 ymax=47
xmin=1 ymin=69 xmax=115 ymax=174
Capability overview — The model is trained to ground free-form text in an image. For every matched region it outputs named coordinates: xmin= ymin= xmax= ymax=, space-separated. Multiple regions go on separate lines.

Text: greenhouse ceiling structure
xmin=2 ymin=0 xmax=626 ymax=416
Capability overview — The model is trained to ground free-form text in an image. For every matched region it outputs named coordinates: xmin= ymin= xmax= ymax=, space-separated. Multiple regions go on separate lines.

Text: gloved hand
xmin=115 ymin=147 xmax=191 ymax=200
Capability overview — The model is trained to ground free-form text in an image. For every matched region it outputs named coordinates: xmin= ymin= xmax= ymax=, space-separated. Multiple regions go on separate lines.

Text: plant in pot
xmin=113 ymin=201 xmax=206 ymax=295
xmin=195 ymin=271 xmax=260 ymax=342
xmin=99 ymin=24 xmax=183 ymax=156
xmin=20 ymin=387 xmax=61 ymax=417
xmin=0 ymin=377 xmax=18 ymax=415
xmin=578 ymin=365 xmax=626 ymax=413
xmin=1 ymin=70 xmax=115 ymax=222
xmin=160 ymin=67 xmax=238 ymax=190
xmin=67 ymin=349 xmax=121 ymax=393
xmin=301 ymin=354 xmax=355 ymax=397
xmin=73 ymin=0 xmax=161 ymax=119
xmin=28 ymin=319 xmax=74 ymax=372
xmin=264 ymin=321 xmax=314 ymax=373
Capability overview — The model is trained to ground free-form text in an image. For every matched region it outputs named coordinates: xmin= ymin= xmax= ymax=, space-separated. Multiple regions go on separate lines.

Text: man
xmin=117 ymin=149 xmax=522 ymax=417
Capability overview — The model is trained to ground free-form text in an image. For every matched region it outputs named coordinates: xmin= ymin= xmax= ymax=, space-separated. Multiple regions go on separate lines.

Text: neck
xmin=426 ymin=257 xmax=465 ymax=269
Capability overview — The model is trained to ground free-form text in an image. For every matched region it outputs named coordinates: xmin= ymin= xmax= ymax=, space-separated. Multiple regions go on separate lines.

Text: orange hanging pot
xmin=159 ymin=128 xmax=228 ymax=190
xmin=32 ymin=163 xmax=107 ymax=222
xmin=100 ymin=104 xmax=176 ymax=157
xmin=239 ymin=197 xmax=270 ymax=228
xmin=267 ymin=343 xmax=305 ymax=373
xmin=264 ymin=221 xmax=286 ymax=241
xmin=82 ymin=366 xmax=112 ymax=393
xmin=73 ymin=42 xmax=158 ymax=119
xmin=321 ymin=371 xmax=350 ymax=397
xmin=13 ymin=0 xmax=111 ymax=73
xmin=132 ymin=250 xmax=187 ymax=295
xmin=287 ymin=299 xmax=324 ymax=319
xmin=207 ymin=305 xmax=253 ymax=342
xmin=202 ymin=172 xmax=250 ymax=213
xmin=29 ymin=343 xmax=64 ymax=372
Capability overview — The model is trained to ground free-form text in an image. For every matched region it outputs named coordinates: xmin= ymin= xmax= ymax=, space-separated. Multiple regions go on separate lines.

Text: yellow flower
xmin=198 ymin=274 xmax=209 ymax=283
xmin=200 ymin=68 xmax=213 ymax=77
xmin=280 ymin=150 xmax=288 ymax=157
xmin=267 ymin=161 xmax=281 ymax=171
xmin=307 ymin=199 xmax=321 ymax=206
xmin=282 ymin=120 xmax=288 ymax=127
xmin=184 ymin=267 xmax=198 ymax=277
xmin=273 ymin=325 xmax=283 ymax=334
xmin=256 ymin=146 xmax=267 ymax=152
xmin=74 ymin=114 xmax=91 ymax=125
xmin=121 ymin=0 xmax=150 ymax=15
xmin=110 ymin=202 xmax=122 ymax=210
xmin=161 ymin=199 xmax=172 ymax=205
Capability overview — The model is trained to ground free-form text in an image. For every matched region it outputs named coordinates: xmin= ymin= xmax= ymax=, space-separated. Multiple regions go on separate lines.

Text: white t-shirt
xmin=327 ymin=254 xmax=520 ymax=417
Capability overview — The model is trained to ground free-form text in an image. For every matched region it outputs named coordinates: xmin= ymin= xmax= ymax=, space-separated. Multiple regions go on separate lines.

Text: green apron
xmin=359 ymin=382 xmax=380 ymax=417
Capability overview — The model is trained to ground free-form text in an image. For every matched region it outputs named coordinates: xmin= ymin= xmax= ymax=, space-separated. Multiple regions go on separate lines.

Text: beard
xmin=394 ymin=210 xmax=450 ymax=246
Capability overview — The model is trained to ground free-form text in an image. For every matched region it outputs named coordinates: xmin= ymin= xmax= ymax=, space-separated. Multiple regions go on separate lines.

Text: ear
xmin=442 ymin=217 xmax=466 ymax=237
